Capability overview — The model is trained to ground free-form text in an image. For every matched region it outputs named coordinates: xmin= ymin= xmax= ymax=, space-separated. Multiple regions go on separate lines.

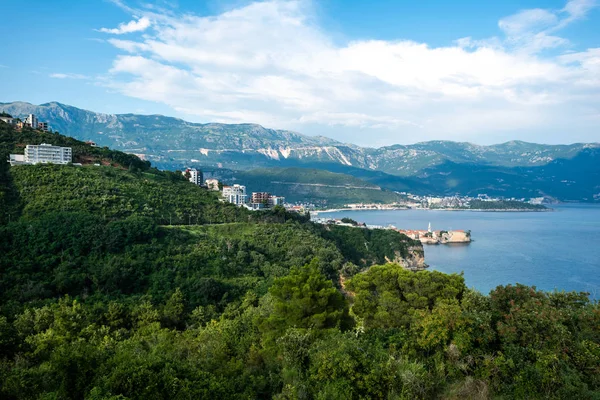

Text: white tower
xmin=428 ymin=222 xmax=431 ymax=233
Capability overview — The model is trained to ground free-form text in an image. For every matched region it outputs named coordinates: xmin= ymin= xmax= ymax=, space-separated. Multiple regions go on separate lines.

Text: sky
xmin=1 ymin=0 xmax=599 ymax=147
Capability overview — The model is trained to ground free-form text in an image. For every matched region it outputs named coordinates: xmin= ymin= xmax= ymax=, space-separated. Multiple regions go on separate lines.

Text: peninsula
xmin=398 ymin=223 xmax=471 ymax=245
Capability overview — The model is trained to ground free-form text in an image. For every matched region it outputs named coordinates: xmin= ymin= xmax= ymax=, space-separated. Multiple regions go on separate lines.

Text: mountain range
xmin=2 ymin=101 xmax=599 ymax=202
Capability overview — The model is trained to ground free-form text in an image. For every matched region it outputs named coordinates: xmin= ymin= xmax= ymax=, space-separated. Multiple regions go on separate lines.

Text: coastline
xmin=314 ymin=207 xmax=552 ymax=214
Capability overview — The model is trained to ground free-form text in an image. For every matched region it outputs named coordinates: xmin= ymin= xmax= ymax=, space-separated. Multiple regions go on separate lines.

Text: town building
xmin=247 ymin=192 xmax=285 ymax=209
xmin=205 ymin=178 xmax=220 ymax=191
xmin=37 ymin=122 xmax=49 ymax=132
xmin=24 ymin=114 xmax=38 ymax=128
xmin=251 ymin=192 xmax=271 ymax=204
xmin=222 ymin=184 xmax=247 ymax=206
xmin=268 ymin=196 xmax=285 ymax=207
xmin=182 ymin=168 xmax=203 ymax=186
xmin=8 ymin=143 xmax=72 ymax=166
xmin=0 ymin=116 xmax=16 ymax=126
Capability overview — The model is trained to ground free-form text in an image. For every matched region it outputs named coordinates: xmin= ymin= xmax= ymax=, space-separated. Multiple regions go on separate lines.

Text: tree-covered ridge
xmin=224 ymin=167 xmax=407 ymax=207
xmin=9 ymin=164 xmax=249 ymax=224
xmin=0 ymin=213 xmax=354 ymax=315
xmin=0 ymin=121 xmax=150 ymax=171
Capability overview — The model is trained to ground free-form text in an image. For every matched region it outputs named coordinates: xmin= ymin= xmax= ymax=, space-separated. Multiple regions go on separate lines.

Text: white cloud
xmin=101 ymin=0 xmax=600 ymax=145
xmin=50 ymin=73 xmax=89 ymax=80
xmin=498 ymin=0 xmax=598 ymax=53
xmin=99 ymin=17 xmax=151 ymax=35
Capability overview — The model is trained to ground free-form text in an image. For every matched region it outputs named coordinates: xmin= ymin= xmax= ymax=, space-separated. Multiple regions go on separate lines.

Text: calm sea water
xmin=318 ymin=204 xmax=600 ymax=298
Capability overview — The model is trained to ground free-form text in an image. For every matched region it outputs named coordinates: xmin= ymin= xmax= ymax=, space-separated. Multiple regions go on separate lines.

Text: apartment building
xmin=222 ymin=184 xmax=247 ymax=206
xmin=182 ymin=168 xmax=203 ymax=186
xmin=9 ymin=143 xmax=72 ymax=166
xmin=251 ymin=192 xmax=271 ymax=204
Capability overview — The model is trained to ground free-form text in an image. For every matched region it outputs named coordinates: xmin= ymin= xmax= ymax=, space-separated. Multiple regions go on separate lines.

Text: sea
xmin=317 ymin=204 xmax=600 ymax=299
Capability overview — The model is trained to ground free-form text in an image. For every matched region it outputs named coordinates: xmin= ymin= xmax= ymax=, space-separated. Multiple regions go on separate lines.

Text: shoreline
xmin=314 ymin=207 xmax=552 ymax=214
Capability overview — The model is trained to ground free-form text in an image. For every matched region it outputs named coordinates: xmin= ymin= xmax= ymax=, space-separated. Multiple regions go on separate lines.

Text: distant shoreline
xmin=314 ymin=207 xmax=552 ymax=214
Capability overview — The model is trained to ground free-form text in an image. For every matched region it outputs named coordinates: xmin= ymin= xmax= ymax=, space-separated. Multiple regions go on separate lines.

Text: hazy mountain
xmin=2 ymin=101 xmax=599 ymax=201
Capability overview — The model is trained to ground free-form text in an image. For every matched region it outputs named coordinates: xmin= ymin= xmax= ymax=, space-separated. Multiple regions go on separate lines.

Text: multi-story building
xmin=37 ymin=122 xmax=49 ymax=132
xmin=25 ymin=143 xmax=72 ymax=165
xmin=268 ymin=196 xmax=285 ymax=207
xmin=222 ymin=184 xmax=247 ymax=206
xmin=9 ymin=143 xmax=72 ymax=166
xmin=247 ymin=193 xmax=286 ymax=210
xmin=205 ymin=178 xmax=220 ymax=191
xmin=24 ymin=114 xmax=38 ymax=128
xmin=251 ymin=192 xmax=271 ymax=204
xmin=182 ymin=168 xmax=203 ymax=186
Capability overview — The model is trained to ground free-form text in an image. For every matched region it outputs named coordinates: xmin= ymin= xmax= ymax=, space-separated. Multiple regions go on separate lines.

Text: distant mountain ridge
xmin=2 ymin=101 xmax=597 ymax=173
xmin=2 ymin=101 xmax=599 ymax=201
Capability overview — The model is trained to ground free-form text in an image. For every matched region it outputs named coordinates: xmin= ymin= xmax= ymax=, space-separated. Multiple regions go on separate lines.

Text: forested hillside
xmin=0 ymin=120 xmax=598 ymax=399
xmin=217 ymin=167 xmax=407 ymax=206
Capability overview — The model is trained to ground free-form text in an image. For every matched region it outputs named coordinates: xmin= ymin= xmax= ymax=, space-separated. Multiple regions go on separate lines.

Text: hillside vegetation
xmin=0 ymin=121 xmax=599 ymax=399
xmin=223 ymin=167 xmax=406 ymax=206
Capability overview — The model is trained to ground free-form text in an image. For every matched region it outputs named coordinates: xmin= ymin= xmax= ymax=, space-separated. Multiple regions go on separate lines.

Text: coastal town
xmin=331 ymin=192 xmax=549 ymax=212
xmin=311 ymin=216 xmax=472 ymax=245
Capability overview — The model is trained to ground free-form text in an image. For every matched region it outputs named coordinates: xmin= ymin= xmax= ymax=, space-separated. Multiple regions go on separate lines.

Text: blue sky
xmin=1 ymin=0 xmax=599 ymax=146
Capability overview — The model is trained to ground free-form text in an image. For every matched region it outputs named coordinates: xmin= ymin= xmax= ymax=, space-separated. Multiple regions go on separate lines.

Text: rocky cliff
xmin=386 ymin=245 xmax=427 ymax=271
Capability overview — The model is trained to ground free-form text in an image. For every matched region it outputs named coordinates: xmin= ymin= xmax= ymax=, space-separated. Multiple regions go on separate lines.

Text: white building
xmin=222 ymin=184 xmax=247 ymax=206
xmin=268 ymin=196 xmax=285 ymax=207
xmin=205 ymin=178 xmax=220 ymax=191
xmin=182 ymin=168 xmax=203 ymax=185
xmin=0 ymin=116 xmax=16 ymax=125
xmin=9 ymin=143 xmax=72 ymax=166
xmin=24 ymin=114 xmax=38 ymax=128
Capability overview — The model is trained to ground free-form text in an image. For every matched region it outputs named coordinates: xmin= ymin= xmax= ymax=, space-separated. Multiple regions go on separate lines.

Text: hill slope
xmin=214 ymin=167 xmax=407 ymax=206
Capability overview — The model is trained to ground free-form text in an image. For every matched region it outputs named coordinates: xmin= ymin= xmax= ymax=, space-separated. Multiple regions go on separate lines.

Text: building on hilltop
xmin=182 ymin=168 xmax=203 ymax=186
xmin=24 ymin=114 xmax=38 ymax=129
xmin=8 ymin=143 xmax=72 ymax=166
xmin=205 ymin=178 xmax=220 ymax=191
xmin=37 ymin=122 xmax=49 ymax=132
xmin=222 ymin=184 xmax=247 ymax=206
xmin=251 ymin=192 xmax=271 ymax=204
xmin=0 ymin=116 xmax=17 ymax=126
xmin=14 ymin=114 xmax=50 ymax=132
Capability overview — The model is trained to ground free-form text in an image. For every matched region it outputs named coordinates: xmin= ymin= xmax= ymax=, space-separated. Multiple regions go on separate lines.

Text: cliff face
xmin=387 ymin=244 xmax=427 ymax=271
xmin=440 ymin=231 xmax=471 ymax=244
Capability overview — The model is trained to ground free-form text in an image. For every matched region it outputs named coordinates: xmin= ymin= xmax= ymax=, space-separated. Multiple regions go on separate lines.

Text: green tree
xmin=347 ymin=264 xmax=465 ymax=329
xmin=262 ymin=259 xmax=350 ymax=340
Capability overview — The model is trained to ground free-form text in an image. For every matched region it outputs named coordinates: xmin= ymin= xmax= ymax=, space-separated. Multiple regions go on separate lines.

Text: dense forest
xmin=0 ymin=121 xmax=598 ymax=399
